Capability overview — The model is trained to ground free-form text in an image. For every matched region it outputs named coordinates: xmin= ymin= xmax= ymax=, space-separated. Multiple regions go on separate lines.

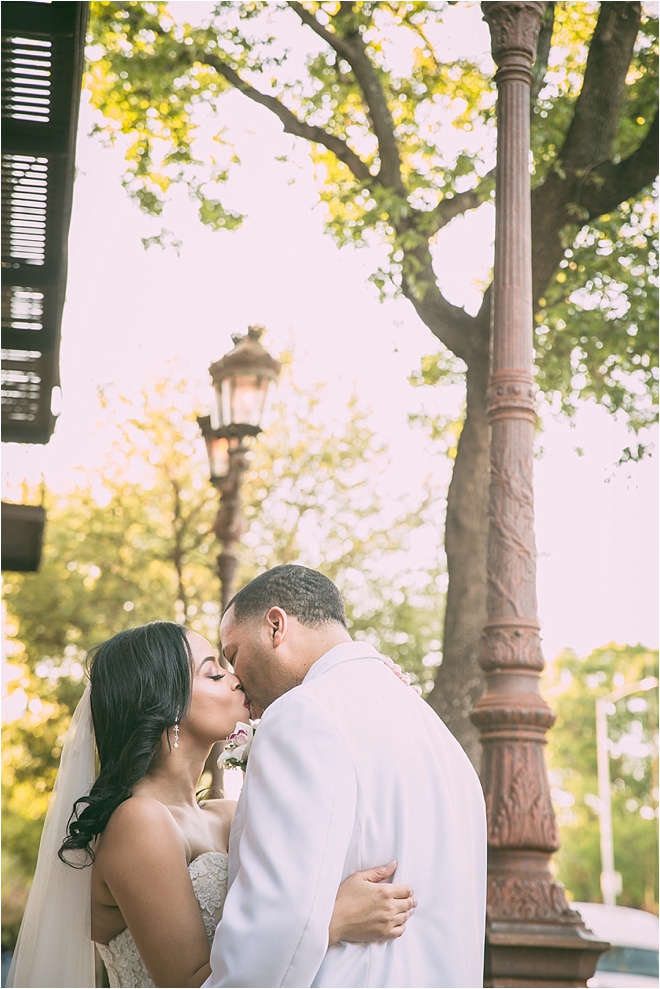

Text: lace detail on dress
xmin=95 ymin=851 xmax=228 ymax=988
xmin=189 ymin=852 xmax=229 ymax=943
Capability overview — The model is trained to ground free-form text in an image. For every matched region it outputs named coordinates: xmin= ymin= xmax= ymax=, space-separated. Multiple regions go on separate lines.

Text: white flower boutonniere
xmin=217 ymin=721 xmax=258 ymax=771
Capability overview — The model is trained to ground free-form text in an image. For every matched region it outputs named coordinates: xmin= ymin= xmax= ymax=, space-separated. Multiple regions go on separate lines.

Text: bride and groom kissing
xmin=9 ymin=564 xmax=486 ymax=988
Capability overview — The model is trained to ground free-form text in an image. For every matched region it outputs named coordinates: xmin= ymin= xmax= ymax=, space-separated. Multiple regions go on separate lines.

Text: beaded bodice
xmin=95 ymin=851 xmax=228 ymax=988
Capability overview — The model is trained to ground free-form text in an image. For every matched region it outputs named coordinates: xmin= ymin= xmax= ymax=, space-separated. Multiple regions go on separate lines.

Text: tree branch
xmin=528 ymin=3 xmax=655 ymax=307
xmin=202 ymin=52 xmax=371 ymax=184
xmin=579 ymin=111 xmax=659 ymax=216
xmin=399 ymin=242 xmax=485 ymax=364
xmin=422 ymin=169 xmax=496 ymax=234
xmin=531 ymin=112 xmax=658 ymax=306
xmin=288 ymin=1 xmax=405 ymax=193
xmin=530 ymin=1 xmax=555 ymax=104
xmin=288 ymin=1 xmax=355 ymax=62
xmin=559 ymin=2 xmax=642 ymax=170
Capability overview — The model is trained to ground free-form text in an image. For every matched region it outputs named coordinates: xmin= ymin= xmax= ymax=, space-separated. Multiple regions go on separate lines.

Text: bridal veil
xmin=7 ymin=685 xmax=97 ymax=988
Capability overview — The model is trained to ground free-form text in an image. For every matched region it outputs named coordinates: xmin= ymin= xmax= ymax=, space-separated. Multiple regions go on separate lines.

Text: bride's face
xmin=183 ymin=631 xmax=251 ymax=742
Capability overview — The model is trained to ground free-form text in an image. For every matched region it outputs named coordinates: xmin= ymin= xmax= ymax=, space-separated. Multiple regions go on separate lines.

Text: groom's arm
xmin=206 ymin=692 xmax=356 ymax=988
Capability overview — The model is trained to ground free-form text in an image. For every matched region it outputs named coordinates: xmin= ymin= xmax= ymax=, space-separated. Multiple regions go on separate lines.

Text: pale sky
xmin=3 ymin=6 xmax=658 ymax=671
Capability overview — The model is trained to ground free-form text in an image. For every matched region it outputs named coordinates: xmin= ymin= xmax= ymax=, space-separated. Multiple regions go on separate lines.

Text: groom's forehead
xmin=221 ymin=608 xmax=261 ymax=648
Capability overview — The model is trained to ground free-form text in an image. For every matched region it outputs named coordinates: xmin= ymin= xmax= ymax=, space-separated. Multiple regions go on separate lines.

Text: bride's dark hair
xmin=58 ymin=621 xmax=194 ymax=866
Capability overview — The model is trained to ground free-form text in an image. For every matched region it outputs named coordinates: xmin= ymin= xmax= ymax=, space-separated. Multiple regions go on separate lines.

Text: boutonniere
xmin=217 ymin=721 xmax=258 ymax=771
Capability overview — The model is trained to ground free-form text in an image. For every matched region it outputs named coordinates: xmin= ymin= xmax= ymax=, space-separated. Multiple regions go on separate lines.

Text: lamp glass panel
xmin=259 ymin=378 xmax=276 ymax=428
xmin=210 ymin=397 xmax=221 ymax=431
xmin=230 ymin=374 xmax=269 ymax=427
xmin=218 ymin=380 xmax=232 ymax=429
xmin=208 ymin=435 xmax=230 ymax=479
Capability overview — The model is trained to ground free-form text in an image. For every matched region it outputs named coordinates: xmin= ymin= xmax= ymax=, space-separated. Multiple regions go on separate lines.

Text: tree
xmin=544 ymin=644 xmax=659 ymax=911
xmin=2 ymin=366 xmax=445 ymax=943
xmin=84 ymin=1 xmax=658 ymax=763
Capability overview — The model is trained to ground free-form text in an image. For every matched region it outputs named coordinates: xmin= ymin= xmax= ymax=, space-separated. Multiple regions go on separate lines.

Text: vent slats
xmin=1 ymin=2 xmax=89 ymax=443
xmin=2 ymin=155 xmax=49 ymax=266
xmin=2 ymin=36 xmax=54 ymax=124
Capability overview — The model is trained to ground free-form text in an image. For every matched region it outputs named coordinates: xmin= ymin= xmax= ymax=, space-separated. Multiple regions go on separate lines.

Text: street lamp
xmin=596 ymin=676 xmax=659 ymax=906
xmin=198 ymin=325 xmax=281 ymax=629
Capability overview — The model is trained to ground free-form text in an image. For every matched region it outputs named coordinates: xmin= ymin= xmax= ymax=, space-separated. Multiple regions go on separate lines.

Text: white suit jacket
xmin=205 ymin=642 xmax=487 ymax=988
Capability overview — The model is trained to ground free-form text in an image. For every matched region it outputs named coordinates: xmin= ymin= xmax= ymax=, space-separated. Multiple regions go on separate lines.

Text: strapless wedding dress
xmin=95 ymin=851 xmax=228 ymax=988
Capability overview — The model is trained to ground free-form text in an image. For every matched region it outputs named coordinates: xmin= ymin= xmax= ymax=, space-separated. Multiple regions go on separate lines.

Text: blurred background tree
xmin=545 ymin=643 xmax=659 ymax=912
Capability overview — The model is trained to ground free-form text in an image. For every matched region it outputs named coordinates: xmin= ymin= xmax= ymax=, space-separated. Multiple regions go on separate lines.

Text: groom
xmin=205 ymin=564 xmax=486 ymax=988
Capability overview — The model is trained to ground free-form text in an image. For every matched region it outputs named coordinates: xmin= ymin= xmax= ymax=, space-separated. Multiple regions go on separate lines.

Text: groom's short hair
xmin=227 ymin=564 xmax=347 ymax=629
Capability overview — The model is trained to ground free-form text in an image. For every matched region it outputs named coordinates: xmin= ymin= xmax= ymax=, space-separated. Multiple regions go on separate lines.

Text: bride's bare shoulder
xmin=99 ymin=796 xmax=182 ymax=850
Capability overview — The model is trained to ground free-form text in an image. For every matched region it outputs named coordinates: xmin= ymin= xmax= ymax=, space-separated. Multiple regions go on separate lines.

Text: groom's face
xmin=220 ymin=605 xmax=290 ymax=717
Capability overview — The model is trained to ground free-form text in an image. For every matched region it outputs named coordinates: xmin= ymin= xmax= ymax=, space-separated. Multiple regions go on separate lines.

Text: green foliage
xmin=545 ymin=644 xmax=659 ymax=911
xmin=535 ymin=196 xmax=658 ymax=432
xmin=85 ymin=1 xmax=657 ymax=436
xmin=87 ymin=1 xmax=243 ymax=229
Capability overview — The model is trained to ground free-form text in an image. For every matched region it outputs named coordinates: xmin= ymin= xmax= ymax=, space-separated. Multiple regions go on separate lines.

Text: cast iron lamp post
xmin=198 ymin=325 xmax=281 ymax=629
xmin=473 ymin=4 xmax=607 ymax=984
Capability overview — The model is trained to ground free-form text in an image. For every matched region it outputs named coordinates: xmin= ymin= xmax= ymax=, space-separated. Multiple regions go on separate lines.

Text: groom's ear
xmin=265 ymin=607 xmax=288 ymax=648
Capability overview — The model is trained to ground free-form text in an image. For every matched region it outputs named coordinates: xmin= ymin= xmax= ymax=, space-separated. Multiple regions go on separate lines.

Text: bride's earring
xmin=173 ymin=722 xmax=180 ymax=749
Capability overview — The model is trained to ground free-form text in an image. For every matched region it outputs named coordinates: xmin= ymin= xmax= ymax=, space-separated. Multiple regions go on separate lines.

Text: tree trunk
xmin=426 ymin=349 xmax=490 ymax=770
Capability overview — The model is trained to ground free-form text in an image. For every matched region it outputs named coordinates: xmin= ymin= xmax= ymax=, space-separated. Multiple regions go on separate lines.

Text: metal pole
xmin=214 ymin=443 xmax=250 ymax=622
xmin=596 ymin=697 xmax=616 ymax=906
xmin=473 ymin=4 xmax=608 ymax=984
xmin=204 ymin=443 xmax=250 ymax=794
xmin=595 ymin=678 xmax=658 ymax=908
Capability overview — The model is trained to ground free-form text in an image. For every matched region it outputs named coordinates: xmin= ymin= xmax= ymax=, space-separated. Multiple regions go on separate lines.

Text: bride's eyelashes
xmin=210 ymin=674 xmax=225 ymax=682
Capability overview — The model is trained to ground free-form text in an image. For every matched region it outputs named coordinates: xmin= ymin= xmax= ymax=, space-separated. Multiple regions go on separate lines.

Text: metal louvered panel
xmin=1 ymin=347 xmax=45 ymax=425
xmin=2 ymin=284 xmax=45 ymax=331
xmin=1 ymin=1 xmax=88 ymax=444
xmin=2 ymin=154 xmax=49 ymax=268
xmin=3 ymin=34 xmax=54 ymax=125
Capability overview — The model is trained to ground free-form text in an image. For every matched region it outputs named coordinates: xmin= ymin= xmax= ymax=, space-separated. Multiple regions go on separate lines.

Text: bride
xmin=8 ymin=621 xmax=416 ymax=988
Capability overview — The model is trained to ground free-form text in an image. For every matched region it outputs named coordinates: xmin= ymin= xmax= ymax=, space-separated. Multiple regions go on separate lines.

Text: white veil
xmin=7 ymin=685 xmax=98 ymax=988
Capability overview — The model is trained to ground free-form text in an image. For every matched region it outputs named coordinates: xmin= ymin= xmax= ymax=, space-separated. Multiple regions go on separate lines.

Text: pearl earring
xmin=173 ymin=723 xmax=180 ymax=748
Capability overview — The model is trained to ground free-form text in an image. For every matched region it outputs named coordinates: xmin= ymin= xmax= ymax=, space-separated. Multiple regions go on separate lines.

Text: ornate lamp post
xmin=472 ymin=4 xmax=607 ymax=985
xmin=198 ymin=325 xmax=281 ymax=626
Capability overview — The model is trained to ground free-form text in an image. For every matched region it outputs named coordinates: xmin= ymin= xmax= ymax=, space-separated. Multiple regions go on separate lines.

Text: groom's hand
xmin=328 ymin=861 xmax=417 ymax=945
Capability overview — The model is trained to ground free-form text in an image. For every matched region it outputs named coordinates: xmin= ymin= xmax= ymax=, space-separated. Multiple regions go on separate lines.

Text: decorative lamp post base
xmin=485 ymin=874 xmax=609 ymax=987
xmin=486 ymin=920 xmax=609 ymax=988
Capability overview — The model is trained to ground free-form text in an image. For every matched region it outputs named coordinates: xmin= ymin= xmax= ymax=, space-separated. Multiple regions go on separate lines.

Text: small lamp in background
xmin=209 ymin=324 xmax=281 ymax=438
xmin=197 ymin=325 xmax=281 ymax=620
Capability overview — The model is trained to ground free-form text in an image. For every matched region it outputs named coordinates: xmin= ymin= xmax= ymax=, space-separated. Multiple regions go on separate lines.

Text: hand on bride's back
xmin=329 ymin=860 xmax=417 ymax=944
